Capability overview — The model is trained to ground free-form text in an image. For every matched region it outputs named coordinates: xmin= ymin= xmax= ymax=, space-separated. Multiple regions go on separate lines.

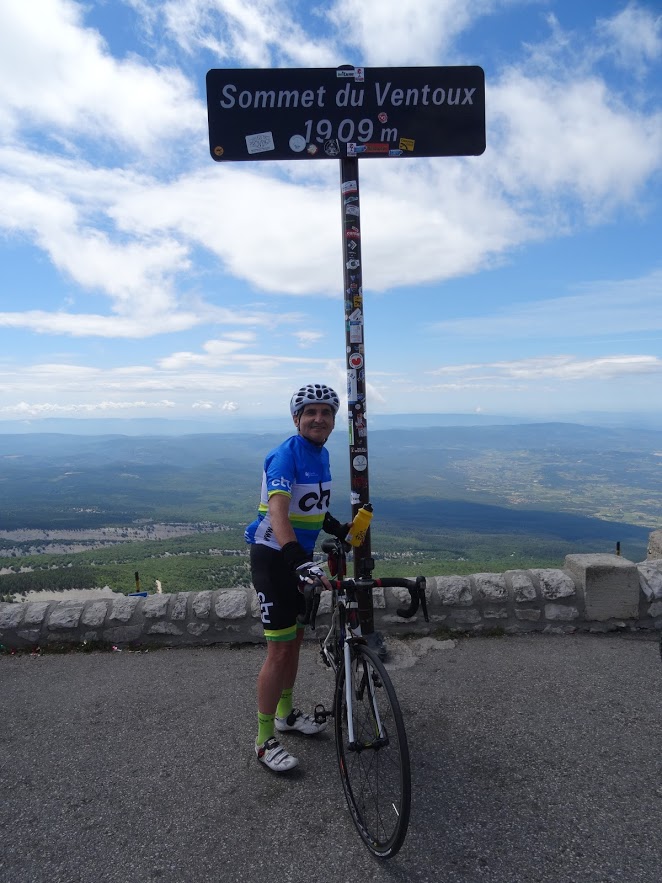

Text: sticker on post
xmin=246 ymin=132 xmax=275 ymax=154
xmin=347 ymin=368 xmax=358 ymax=403
xmin=353 ymin=454 xmax=368 ymax=472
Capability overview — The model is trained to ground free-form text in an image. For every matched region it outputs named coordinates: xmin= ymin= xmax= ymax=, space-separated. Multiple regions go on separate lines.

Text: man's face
xmin=294 ymin=403 xmax=335 ymax=444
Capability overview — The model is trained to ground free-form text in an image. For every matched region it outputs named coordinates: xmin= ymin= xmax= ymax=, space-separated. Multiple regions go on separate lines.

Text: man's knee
xmin=266 ymin=639 xmax=298 ymax=663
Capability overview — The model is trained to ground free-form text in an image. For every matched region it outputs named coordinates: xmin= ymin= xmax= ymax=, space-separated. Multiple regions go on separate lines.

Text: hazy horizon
xmin=2 ymin=408 xmax=662 ymax=436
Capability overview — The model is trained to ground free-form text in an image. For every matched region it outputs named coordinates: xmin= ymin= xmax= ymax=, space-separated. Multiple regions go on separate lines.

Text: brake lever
xmin=309 ymin=590 xmax=321 ymax=630
xmin=296 ymin=580 xmax=323 ymax=627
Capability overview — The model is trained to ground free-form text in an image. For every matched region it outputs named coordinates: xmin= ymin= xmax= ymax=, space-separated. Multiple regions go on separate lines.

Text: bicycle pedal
xmin=314 ymin=703 xmax=332 ymax=724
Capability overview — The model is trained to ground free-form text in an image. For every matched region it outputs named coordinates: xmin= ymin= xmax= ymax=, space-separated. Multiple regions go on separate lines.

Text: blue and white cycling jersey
xmin=245 ymin=434 xmax=332 ymax=554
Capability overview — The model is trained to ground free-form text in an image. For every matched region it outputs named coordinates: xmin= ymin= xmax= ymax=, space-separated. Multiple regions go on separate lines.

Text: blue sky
xmin=0 ymin=0 xmax=661 ymax=426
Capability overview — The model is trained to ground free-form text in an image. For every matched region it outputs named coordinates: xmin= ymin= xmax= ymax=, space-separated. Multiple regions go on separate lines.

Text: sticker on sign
xmin=246 ymin=131 xmax=275 ymax=154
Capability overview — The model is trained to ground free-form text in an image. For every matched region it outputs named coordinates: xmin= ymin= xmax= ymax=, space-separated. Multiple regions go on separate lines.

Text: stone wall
xmin=648 ymin=529 xmax=662 ymax=559
xmin=1 ymin=552 xmax=661 ymax=651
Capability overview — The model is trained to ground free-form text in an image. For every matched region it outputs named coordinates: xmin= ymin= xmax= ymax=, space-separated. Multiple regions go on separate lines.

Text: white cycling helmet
xmin=290 ymin=383 xmax=340 ymax=417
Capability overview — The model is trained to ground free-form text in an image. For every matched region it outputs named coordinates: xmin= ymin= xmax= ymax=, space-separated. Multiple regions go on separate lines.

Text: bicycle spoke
xmin=335 ymin=644 xmax=411 ymax=858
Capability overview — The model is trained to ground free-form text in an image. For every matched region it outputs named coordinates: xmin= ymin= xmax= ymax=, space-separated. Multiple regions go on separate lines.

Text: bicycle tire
xmin=334 ymin=643 xmax=411 ymax=858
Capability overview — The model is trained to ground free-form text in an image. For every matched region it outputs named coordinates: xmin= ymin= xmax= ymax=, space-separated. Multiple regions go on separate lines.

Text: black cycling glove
xmin=281 ymin=541 xmax=326 ymax=588
xmin=323 ymin=512 xmax=351 ymax=541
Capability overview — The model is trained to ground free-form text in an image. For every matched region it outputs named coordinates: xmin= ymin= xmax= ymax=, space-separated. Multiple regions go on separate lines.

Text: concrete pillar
xmin=564 ymin=554 xmax=639 ymax=621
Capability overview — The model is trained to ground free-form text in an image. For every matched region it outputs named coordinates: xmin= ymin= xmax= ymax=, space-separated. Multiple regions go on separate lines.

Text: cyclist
xmin=245 ymin=383 xmax=349 ymax=773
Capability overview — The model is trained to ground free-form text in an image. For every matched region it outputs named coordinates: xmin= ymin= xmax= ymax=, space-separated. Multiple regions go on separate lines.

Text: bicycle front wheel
xmin=334 ymin=643 xmax=411 ymax=858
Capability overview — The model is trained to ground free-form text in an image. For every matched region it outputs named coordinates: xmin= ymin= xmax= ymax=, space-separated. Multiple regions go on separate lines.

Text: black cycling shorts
xmin=250 ymin=543 xmax=305 ymax=641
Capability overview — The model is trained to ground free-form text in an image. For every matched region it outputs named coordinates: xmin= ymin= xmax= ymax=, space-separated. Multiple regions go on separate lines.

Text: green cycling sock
xmin=257 ymin=712 xmax=275 ymax=746
xmin=276 ymin=688 xmax=293 ymax=720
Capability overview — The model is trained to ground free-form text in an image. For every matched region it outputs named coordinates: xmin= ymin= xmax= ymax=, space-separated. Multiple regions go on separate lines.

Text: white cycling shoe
xmin=255 ymin=737 xmax=299 ymax=772
xmin=275 ymin=708 xmax=328 ymax=735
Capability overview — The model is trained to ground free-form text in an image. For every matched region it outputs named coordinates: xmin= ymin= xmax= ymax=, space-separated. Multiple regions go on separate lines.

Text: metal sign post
xmin=339 ymin=157 xmax=372 ymax=557
xmin=206 ymin=65 xmax=486 ymax=623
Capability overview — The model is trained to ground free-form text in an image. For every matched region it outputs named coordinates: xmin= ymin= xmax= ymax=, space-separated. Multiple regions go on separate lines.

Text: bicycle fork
xmin=345 ymin=642 xmax=388 ymax=751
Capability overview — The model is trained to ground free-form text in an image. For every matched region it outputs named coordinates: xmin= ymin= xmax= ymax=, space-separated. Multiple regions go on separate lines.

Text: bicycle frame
xmin=317 ymin=582 xmax=377 ymax=746
xmin=303 ymin=538 xmax=428 ymax=733
xmin=299 ymin=536 xmax=419 ymax=858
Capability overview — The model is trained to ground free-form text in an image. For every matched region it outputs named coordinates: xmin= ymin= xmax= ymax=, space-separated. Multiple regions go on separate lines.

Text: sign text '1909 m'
xmin=304 ymin=118 xmax=398 ymax=144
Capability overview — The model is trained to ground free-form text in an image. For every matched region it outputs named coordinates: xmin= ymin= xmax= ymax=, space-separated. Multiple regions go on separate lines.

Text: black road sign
xmin=207 ymin=65 xmax=485 ymax=161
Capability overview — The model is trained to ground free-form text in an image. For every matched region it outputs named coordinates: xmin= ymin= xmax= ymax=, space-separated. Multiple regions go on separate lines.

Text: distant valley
xmin=1 ymin=421 xmax=660 ymax=597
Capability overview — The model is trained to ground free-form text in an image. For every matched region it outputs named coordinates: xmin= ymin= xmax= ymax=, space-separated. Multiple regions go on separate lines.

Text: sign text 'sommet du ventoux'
xmin=206 ymin=66 xmax=486 ymax=161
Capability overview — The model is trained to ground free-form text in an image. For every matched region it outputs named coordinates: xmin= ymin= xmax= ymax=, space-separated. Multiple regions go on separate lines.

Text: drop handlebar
xmin=298 ymin=575 xmax=428 ymax=630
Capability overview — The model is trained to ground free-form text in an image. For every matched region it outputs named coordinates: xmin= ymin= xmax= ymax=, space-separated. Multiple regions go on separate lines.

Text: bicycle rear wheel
xmin=334 ymin=642 xmax=411 ymax=858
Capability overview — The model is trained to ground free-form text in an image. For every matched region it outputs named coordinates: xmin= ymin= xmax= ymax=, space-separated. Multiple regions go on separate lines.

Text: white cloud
xmin=597 ymin=3 xmax=662 ymax=77
xmin=326 ymin=0 xmax=509 ymax=66
xmin=428 ymin=354 xmax=662 ymax=384
xmin=0 ymin=344 xmax=349 ymax=420
xmin=0 ymin=310 xmax=199 ymax=339
xmin=159 ymin=337 xmax=252 ymax=369
xmin=157 ymin=336 xmax=338 ymax=371
xmin=430 ymin=268 xmax=662 ymax=338
xmin=108 ymin=163 xmax=343 ymax=295
xmin=0 ymin=0 xmax=203 ymax=152
xmin=489 ymin=71 xmax=662 ymax=213
xmin=130 ymin=0 xmax=338 ymax=67
xmin=0 ymin=400 xmax=177 ymax=417
xmin=293 ymin=330 xmax=324 ymax=348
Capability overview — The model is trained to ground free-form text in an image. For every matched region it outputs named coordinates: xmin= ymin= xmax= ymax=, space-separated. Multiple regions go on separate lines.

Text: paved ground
xmin=1 ymin=632 xmax=661 ymax=883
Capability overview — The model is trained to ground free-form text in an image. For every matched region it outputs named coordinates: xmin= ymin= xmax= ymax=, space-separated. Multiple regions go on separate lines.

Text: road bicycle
xmin=298 ymin=536 xmax=428 ymax=858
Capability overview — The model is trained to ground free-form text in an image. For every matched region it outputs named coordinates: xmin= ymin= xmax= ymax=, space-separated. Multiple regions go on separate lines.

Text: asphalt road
xmin=1 ymin=633 xmax=661 ymax=883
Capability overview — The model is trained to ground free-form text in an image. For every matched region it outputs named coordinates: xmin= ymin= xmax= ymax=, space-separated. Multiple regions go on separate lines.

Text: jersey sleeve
xmin=264 ymin=444 xmax=297 ymax=499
